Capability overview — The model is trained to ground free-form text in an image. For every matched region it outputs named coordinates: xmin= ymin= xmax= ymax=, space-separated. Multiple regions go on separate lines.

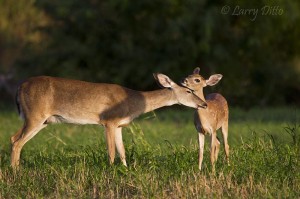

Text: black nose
xmin=198 ymin=102 xmax=207 ymax=109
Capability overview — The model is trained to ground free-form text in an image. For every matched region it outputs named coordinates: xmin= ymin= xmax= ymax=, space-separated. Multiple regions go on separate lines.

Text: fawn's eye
xmin=186 ymin=90 xmax=192 ymax=94
xmin=195 ymin=79 xmax=201 ymax=83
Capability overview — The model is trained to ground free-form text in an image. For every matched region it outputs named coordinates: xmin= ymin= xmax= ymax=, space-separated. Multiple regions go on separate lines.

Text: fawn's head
xmin=153 ymin=73 xmax=207 ymax=109
xmin=181 ymin=67 xmax=223 ymax=91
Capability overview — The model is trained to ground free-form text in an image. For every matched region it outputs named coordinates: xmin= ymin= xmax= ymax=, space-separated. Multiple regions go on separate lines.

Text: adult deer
xmin=11 ymin=74 xmax=207 ymax=168
xmin=181 ymin=67 xmax=229 ymax=172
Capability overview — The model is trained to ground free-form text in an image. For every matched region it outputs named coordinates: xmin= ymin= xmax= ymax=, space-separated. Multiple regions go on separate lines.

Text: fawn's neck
xmin=194 ymin=88 xmax=206 ymax=102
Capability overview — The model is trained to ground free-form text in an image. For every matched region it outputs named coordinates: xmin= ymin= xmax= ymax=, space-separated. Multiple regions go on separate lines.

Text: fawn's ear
xmin=193 ymin=67 xmax=200 ymax=74
xmin=153 ymin=73 xmax=176 ymax=88
xmin=206 ymin=74 xmax=223 ymax=86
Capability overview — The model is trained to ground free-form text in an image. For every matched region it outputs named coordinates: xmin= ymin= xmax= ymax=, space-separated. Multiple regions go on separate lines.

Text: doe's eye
xmin=195 ymin=79 xmax=201 ymax=83
xmin=186 ymin=90 xmax=192 ymax=94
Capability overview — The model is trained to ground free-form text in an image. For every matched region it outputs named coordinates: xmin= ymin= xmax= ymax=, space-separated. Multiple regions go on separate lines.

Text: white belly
xmin=46 ymin=115 xmax=99 ymax=125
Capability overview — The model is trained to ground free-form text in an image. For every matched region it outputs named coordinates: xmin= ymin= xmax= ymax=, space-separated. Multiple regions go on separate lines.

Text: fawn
xmin=181 ymin=67 xmax=229 ymax=171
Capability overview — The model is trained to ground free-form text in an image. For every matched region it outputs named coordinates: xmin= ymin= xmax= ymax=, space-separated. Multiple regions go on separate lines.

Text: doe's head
xmin=153 ymin=73 xmax=207 ymax=109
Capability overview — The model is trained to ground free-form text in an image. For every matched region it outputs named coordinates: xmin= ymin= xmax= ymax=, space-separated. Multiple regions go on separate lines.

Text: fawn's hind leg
xmin=214 ymin=138 xmax=220 ymax=162
xmin=221 ymin=121 xmax=230 ymax=164
xmin=210 ymin=131 xmax=218 ymax=173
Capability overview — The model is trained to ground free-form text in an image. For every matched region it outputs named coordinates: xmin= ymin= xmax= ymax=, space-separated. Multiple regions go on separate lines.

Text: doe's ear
xmin=193 ymin=67 xmax=200 ymax=74
xmin=206 ymin=74 xmax=223 ymax=86
xmin=153 ymin=73 xmax=175 ymax=88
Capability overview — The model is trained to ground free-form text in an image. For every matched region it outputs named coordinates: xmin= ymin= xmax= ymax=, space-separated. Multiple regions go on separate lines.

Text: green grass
xmin=0 ymin=106 xmax=299 ymax=198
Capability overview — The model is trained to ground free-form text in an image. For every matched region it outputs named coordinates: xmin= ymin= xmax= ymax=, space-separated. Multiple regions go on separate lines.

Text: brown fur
xmin=181 ymin=68 xmax=229 ymax=172
xmin=11 ymin=74 xmax=207 ymax=169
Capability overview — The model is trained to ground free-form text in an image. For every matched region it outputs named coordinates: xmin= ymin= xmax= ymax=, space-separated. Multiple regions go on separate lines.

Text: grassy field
xmin=0 ymin=106 xmax=299 ymax=198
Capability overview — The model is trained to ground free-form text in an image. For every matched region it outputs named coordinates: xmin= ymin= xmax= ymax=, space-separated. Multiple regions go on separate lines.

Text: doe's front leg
xmin=104 ymin=125 xmax=116 ymax=165
xmin=115 ymin=127 xmax=127 ymax=167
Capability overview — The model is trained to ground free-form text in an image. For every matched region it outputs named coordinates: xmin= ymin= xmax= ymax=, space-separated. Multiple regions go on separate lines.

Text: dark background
xmin=0 ymin=0 xmax=299 ymax=108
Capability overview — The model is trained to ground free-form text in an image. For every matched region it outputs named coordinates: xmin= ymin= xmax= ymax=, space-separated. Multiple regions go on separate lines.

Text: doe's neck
xmin=141 ymin=89 xmax=177 ymax=113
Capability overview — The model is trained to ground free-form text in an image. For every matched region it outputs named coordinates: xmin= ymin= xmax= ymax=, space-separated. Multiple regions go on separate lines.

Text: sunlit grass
xmin=0 ymin=106 xmax=299 ymax=198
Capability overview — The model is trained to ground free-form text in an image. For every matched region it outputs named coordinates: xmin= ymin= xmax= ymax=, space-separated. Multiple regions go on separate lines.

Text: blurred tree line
xmin=0 ymin=0 xmax=299 ymax=107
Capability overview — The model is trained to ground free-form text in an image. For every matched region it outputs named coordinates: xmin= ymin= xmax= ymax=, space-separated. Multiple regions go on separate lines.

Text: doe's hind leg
xmin=11 ymin=126 xmax=25 ymax=145
xmin=11 ymin=120 xmax=46 ymax=169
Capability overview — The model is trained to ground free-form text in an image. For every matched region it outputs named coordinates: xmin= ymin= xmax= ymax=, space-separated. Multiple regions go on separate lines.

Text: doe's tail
xmin=15 ymin=86 xmax=23 ymax=119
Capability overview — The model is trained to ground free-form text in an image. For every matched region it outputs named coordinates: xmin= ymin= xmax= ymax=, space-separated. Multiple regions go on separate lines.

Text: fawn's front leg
xmin=198 ymin=132 xmax=205 ymax=170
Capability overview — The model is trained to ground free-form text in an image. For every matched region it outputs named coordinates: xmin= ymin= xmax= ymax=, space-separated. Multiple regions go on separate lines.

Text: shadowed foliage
xmin=0 ymin=0 xmax=300 ymax=107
